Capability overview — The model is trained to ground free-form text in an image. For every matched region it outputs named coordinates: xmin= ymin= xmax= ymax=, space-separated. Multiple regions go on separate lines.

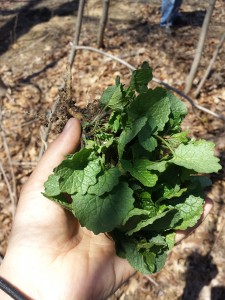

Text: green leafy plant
xmin=43 ymin=62 xmax=221 ymax=274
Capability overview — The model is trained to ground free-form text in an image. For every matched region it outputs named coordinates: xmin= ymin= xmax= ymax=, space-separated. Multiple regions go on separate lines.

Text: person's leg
xmin=160 ymin=0 xmax=182 ymax=27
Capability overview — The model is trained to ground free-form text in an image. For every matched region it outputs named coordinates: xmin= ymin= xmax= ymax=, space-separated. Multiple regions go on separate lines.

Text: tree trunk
xmin=68 ymin=0 xmax=86 ymax=67
xmin=97 ymin=0 xmax=110 ymax=48
xmin=195 ymin=29 xmax=225 ymax=97
xmin=185 ymin=0 xmax=216 ymax=94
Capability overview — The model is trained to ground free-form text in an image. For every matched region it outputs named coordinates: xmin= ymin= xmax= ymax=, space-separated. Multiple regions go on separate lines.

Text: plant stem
xmin=154 ymin=135 xmax=175 ymax=155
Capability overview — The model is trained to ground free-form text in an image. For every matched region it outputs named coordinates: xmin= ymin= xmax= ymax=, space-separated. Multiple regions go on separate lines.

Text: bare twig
xmin=72 ymin=45 xmax=225 ymax=121
xmin=195 ymin=30 xmax=225 ymax=97
xmin=143 ymin=275 xmax=159 ymax=287
xmin=11 ymin=161 xmax=37 ymax=166
xmin=12 ymin=160 xmax=38 ymax=167
xmin=0 ymin=130 xmax=17 ymax=202
xmin=72 ymin=45 xmax=136 ymax=70
xmin=10 ymin=119 xmax=37 ymax=130
xmin=0 ymin=160 xmax=15 ymax=216
xmin=20 ymin=33 xmax=50 ymax=54
xmin=68 ymin=0 xmax=86 ymax=68
xmin=0 ymin=98 xmax=17 ymax=211
xmin=185 ymin=0 xmax=216 ymax=94
xmin=38 ymin=96 xmax=60 ymax=160
xmin=13 ymin=13 xmax=19 ymax=43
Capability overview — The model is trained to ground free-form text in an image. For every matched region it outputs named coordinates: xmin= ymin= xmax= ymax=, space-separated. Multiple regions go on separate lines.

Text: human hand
xmin=0 ymin=118 xmax=212 ymax=300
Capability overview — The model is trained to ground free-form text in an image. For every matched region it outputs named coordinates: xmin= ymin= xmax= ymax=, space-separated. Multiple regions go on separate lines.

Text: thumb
xmin=15 ymin=118 xmax=81 ymax=224
xmin=28 ymin=118 xmax=81 ymax=187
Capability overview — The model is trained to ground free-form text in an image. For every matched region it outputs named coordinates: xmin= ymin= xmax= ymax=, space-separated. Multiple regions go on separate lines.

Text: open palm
xmin=0 ymin=119 xmax=134 ymax=300
xmin=0 ymin=118 xmax=212 ymax=300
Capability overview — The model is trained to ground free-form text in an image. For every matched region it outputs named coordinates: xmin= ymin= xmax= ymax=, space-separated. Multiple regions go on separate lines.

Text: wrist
xmin=0 ymin=261 xmax=31 ymax=300
xmin=0 ymin=276 xmax=31 ymax=300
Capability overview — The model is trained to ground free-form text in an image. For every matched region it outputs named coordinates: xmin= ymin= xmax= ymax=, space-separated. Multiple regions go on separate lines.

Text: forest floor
xmin=0 ymin=0 xmax=225 ymax=299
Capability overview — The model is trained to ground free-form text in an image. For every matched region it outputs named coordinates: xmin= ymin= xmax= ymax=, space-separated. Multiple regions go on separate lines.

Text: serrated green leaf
xmin=107 ymin=111 xmax=122 ymax=133
xmin=139 ymin=136 xmax=158 ymax=153
xmin=128 ymin=88 xmax=171 ymax=132
xmin=170 ymin=131 xmax=189 ymax=143
xmin=165 ymin=232 xmax=176 ymax=250
xmin=78 ymin=159 xmax=103 ymax=194
xmin=55 ymin=151 xmax=101 ymax=195
xmin=42 ymin=193 xmax=72 ymax=211
xmin=167 ymin=90 xmax=187 ymax=128
xmin=137 ymin=235 xmax=168 ymax=250
xmin=140 ymin=234 xmax=169 ymax=272
xmin=131 ymin=142 xmax=154 ymax=160
xmin=143 ymin=252 xmax=156 ymax=273
xmin=154 ymin=251 xmax=168 ymax=272
xmin=168 ymin=131 xmax=190 ymax=148
xmin=138 ymin=122 xmax=158 ymax=152
xmin=129 ymin=61 xmax=153 ymax=93
xmin=127 ymin=208 xmax=181 ymax=235
xmin=100 ymin=85 xmax=117 ymax=106
xmin=119 ymin=208 xmax=151 ymax=232
xmin=117 ymin=234 xmax=169 ymax=274
xmin=148 ymin=161 xmax=167 ymax=172
xmin=139 ymin=191 xmax=156 ymax=214
xmin=167 ymin=90 xmax=187 ymax=119
xmin=155 ymin=184 xmax=187 ymax=206
xmin=163 ymin=184 xmax=187 ymax=200
xmin=173 ymin=195 xmax=204 ymax=230
xmin=100 ymin=84 xmax=127 ymax=110
xmin=128 ymin=87 xmax=163 ymax=118
xmin=147 ymin=97 xmax=171 ymax=132
xmin=122 ymin=208 xmax=150 ymax=224
xmin=44 ymin=174 xmax=61 ymax=197
xmin=56 ymin=148 xmax=93 ymax=171
xmin=88 ymin=168 xmax=121 ymax=196
xmin=121 ymin=159 xmax=158 ymax=187
xmin=71 ymin=182 xmax=134 ymax=234
xmin=116 ymin=236 xmax=154 ymax=274
xmin=118 ymin=116 xmax=148 ymax=157
xmin=171 ymin=140 xmax=221 ymax=173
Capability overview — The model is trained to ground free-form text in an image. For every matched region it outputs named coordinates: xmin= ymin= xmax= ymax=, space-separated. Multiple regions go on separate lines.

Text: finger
xmin=175 ymin=198 xmax=213 ymax=243
xmin=16 ymin=118 xmax=81 ymax=227
xmin=28 ymin=118 xmax=81 ymax=186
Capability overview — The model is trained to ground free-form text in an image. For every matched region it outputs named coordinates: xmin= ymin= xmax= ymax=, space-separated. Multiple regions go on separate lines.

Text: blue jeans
xmin=160 ymin=0 xmax=182 ymax=27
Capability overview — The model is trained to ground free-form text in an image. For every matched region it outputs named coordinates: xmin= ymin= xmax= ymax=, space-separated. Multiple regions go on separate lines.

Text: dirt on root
xmin=0 ymin=0 xmax=225 ymax=299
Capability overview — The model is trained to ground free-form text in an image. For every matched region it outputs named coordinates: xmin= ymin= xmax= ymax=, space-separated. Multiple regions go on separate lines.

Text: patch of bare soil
xmin=0 ymin=0 xmax=225 ymax=299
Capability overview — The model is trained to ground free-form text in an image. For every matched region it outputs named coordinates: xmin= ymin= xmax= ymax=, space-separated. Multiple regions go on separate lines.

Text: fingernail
xmin=62 ymin=118 xmax=75 ymax=134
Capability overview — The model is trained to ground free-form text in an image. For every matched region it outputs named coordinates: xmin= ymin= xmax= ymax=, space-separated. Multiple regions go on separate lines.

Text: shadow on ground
xmin=181 ymin=252 xmax=218 ymax=300
xmin=0 ymin=0 xmax=79 ymax=55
